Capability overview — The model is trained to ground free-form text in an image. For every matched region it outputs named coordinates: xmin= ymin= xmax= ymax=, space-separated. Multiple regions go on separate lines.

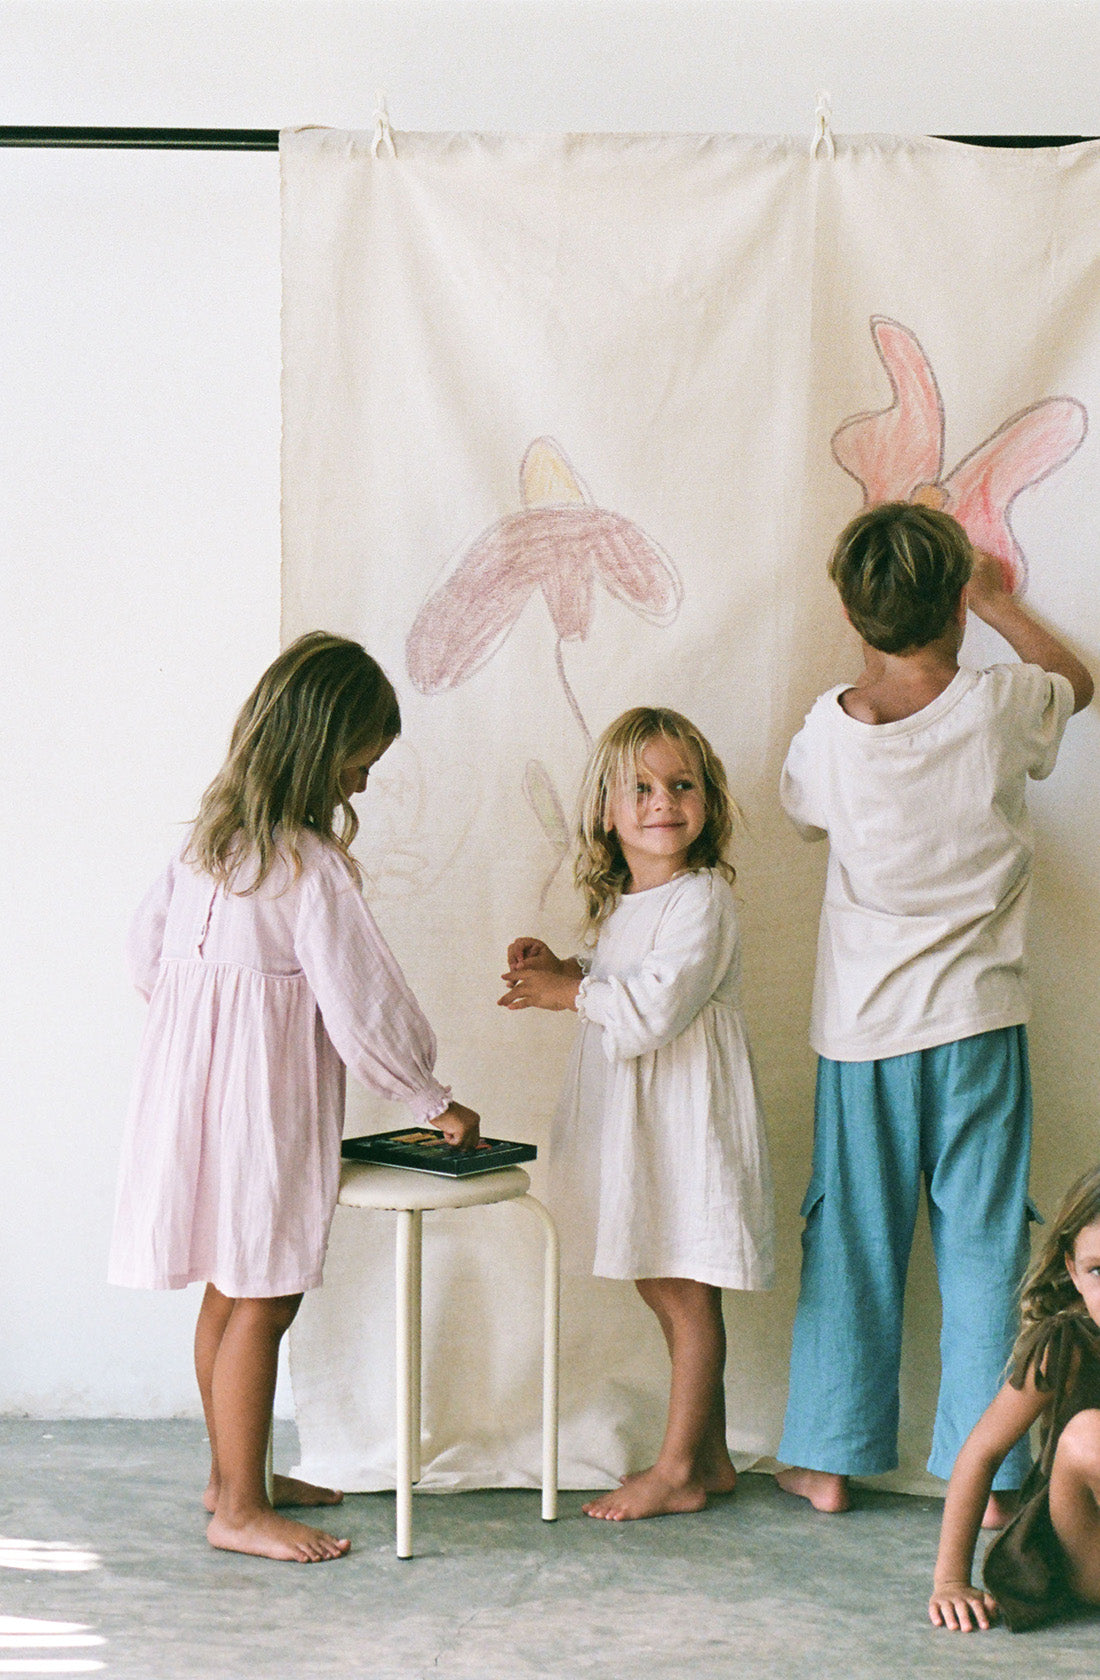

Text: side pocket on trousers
xmin=799 ymin=1181 xmax=825 ymax=1222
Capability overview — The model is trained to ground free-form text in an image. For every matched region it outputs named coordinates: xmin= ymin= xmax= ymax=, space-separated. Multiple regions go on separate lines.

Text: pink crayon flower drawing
xmin=406 ymin=437 xmax=682 ymax=899
xmin=832 ymin=316 xmax=1088 ymax=592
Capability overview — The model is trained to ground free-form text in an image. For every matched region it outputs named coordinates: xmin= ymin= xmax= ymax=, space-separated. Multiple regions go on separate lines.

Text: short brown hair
xmin=828 ymin=503 xmax=973 ymax=654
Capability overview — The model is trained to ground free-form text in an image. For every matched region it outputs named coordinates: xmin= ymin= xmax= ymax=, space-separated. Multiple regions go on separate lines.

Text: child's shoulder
xmin=974 ymin=660 xmax=1069 ymax=706
xmin=1011 ymin=1307 xmax=1100 ymax=1391
xmin=802 ymin=684 xmax=851 ymax=723
xmin=801 ymin=664 xmax=1058 ymax=730
xmin=242 ymin=831 xmax=360 ymax=902
xmin=290 ymin=831 xmax=360 ymax=890
xmin=665 ymin=867 xmax=737 ymax=918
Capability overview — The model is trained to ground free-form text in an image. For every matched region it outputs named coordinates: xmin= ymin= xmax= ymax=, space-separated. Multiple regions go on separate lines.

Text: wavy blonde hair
xmin=186 ymin=632 xmax=400 ymax=892
xmin=1010 ymin=1163 xmax=1100 ymax=1385
xmin=574 ymin=707 xmax=737 ymax=931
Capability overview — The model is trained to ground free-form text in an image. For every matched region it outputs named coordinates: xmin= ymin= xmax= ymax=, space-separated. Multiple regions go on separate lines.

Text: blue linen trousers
xmin=778 ymin=1026 xmax=1034 ymax=1487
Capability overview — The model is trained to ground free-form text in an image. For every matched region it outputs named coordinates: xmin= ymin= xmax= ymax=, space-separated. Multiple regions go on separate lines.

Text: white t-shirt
xmin=781 ymin=663 xmax=1075 ymax=1063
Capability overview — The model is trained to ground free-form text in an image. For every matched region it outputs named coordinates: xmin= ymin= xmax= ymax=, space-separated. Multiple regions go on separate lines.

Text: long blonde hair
xmin=574 ymin=707 xmax=737 ymax=931
xmin=186 ymin=632 xmax=400 ymax=892
xmin=1010 ymin=1163 xmax=1100 ymax=1384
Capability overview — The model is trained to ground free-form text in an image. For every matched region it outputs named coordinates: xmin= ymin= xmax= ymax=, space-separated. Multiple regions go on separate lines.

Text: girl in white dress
xmin=110 ymin=633 xmax=480 ymax=1563
xmin=500 ymin=707 xmax=774 ymax=1520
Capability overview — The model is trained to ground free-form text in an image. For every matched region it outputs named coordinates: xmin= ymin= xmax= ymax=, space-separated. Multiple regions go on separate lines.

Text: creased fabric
xmin=281 ymin=128 xmax=1100 ymax=1492
xmin=109 ymin=836 xmax=450 ymax=1299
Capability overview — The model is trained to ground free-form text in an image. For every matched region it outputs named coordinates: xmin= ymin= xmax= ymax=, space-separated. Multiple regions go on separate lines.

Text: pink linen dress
xmin=108 ymin=832 xmax=451 ymax=1298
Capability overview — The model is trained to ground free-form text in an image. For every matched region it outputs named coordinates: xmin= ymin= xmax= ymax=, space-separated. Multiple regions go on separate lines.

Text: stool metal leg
xmin=410 ymin=1208 xmax=422 ymax=1486
xmin=519 ymin=1194 xmax=559 ymax=1521
xmin=395 ymin=1207 xmax=422 ymax=1558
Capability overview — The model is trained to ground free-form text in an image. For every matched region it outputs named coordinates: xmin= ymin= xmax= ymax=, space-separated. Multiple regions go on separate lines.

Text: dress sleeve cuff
xmin=575 ymin=976 xmax=594 ymax=1022
xmin=408 ymin=1084 xmax=453 ymax=1126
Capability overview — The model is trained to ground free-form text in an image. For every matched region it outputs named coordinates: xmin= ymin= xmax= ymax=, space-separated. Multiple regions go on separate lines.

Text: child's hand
xmin=506 ymin=936 xmax=561 ymax=972
xmin=965 ymin=547 xmax=1011 ymax=614
xmin=928 ymin=1580 xmax=998 ymax=1632
xmin=437 ymin=1101 xmax=481 ymax=1150
xmin=497 ymin=968 xmax=580 ymax=1012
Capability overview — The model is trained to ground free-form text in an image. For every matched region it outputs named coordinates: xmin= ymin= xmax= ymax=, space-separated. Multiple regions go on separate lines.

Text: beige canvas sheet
xmin=281 ymin=128 xmax=1100 ymax=1494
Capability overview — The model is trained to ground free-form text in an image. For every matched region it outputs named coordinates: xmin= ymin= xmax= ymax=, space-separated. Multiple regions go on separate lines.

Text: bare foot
xmin=206 ymin=1509 xmax=350 ymax=1562
xmin=701 ymin=1460 xmax=738 ymax=1495
xmin=982 ymin=1490 xmax=1018 ymax=1530
xmin=619 ymin=1460 xmax=736 ymax=1495
xmin=203 ymin=1474 xmax=343 ymax=1514
xmin=272 ymin=1473 xmax=344 ymax=1508
xmin=585 ymin=1466 xmax=708 ymax=1520
xmin=775 ymin=1467 xmax=850 ymax=1513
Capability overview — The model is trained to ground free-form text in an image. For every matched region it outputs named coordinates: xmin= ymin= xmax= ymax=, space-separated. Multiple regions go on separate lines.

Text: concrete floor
xmin=2 ymin=1422 xmax=1098 ymax=1680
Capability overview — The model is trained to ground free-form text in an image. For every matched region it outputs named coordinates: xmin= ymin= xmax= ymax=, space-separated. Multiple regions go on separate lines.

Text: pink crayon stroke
xmin=406 ymin=438 xmax=682 ymax=743
xmin=407 ymin=504 xmax=679 ymax=690
xmin=406 ymin=437 xmax=683 ymax=902
xmin=832 ymin=315 xmax=1088 ymax=592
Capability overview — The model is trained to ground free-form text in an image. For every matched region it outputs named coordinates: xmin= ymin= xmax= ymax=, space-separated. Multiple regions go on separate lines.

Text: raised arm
xmin=929 ymin=1373 xmax=1049 ymax=1632
xmin=967 ymin=549 xmax=1094 ymax=713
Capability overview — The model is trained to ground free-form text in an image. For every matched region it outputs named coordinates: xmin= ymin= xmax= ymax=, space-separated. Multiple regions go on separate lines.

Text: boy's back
xmin=776 ymin=502 xmax=1091 ymax=1520
xmin=783 ymin=660 xmax=1075 ymax=1063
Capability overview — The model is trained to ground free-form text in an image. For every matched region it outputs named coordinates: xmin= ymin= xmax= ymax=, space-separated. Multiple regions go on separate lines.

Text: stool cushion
xmin=337 ymin=1162 xmax=531 ymax=1211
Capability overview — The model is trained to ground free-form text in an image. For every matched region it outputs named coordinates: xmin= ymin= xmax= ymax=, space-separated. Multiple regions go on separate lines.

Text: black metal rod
xmin=0 ymin=127 xmax=279 ymax=149
xmin=0 ymin=127 xmax=1092 ymax=152
xmin=936 ymin=135 xmax=1092 ymax=148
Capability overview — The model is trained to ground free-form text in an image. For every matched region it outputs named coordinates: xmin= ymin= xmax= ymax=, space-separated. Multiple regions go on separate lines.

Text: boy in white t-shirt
xmin=776 ymin=502 xmax=1092 ymax=1522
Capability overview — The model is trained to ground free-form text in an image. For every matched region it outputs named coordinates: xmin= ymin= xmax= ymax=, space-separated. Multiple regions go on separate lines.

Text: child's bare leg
xmin=195 ymin=1284 xmax=342 ymax=1514
xmin=699 ymin=1381 xmax=738 ymax=1492
xmin=1048 ymin=1408 xmax=1100 ymax=1603
xmin=981 ymin=1489 xmax=1018 ymax=1530
xmin=585 ymin=1278 xmax=730 ymax=1520
xmin=697 ymin=1307 xmax=737 ymax=1494
xmin=775 ymin=1467 xmax=850 ymax=1513
xmin=195 ymin=1282 xmax=235 ymax=1511
xmin=617 ymin=1283 xmax=735 ymax=1495
xmin=615 ymin=1287 xmax=674 ymax=1489
xmin=205 ymin=1293 xmax=349 ymax=1562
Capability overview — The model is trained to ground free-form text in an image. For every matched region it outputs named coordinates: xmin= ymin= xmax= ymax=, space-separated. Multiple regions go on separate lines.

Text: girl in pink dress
xmin=109 ymin=633 xmax=479 ymax=1563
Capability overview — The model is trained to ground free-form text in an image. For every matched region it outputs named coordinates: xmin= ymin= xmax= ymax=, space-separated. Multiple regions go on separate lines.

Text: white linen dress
xmin=108 ymin=833 xmax=451 ymax=1299
xmin=549 ymin=869 xmax=775 ymax=1290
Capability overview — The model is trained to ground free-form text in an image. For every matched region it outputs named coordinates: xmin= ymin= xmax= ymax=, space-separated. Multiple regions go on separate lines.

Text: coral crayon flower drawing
xmin=406 ymin=438 xmax=682 ymax=900
xmin=832 ymin=316 xmax=1087 ymax=592
xmin=405 ymin=438 xmax=681 ymax=741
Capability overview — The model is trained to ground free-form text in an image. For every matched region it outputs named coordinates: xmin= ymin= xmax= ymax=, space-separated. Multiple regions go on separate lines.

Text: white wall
xmin=2 ymin=0 xmax=1097 ymax=1418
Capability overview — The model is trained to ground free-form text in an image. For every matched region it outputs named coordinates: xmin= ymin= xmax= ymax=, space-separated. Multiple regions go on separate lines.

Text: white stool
xmin=337 ymin=1161 xmax=560 ymax=1558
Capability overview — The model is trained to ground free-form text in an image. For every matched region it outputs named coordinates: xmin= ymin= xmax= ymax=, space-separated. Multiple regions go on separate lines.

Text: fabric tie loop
xmin=811 ymin=91 xmax=836 ymax=160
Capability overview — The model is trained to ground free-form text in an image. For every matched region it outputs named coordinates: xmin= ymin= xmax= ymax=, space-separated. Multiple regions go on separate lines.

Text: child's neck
xmin=840 ymin=631 xmax=961 ymax=725
xmin=622 ymin=853 xmax=691 ymax=894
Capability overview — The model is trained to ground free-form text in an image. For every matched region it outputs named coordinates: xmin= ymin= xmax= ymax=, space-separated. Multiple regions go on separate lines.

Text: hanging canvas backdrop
xmin=281 ymin=128 xmax=1100 ymax=1495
